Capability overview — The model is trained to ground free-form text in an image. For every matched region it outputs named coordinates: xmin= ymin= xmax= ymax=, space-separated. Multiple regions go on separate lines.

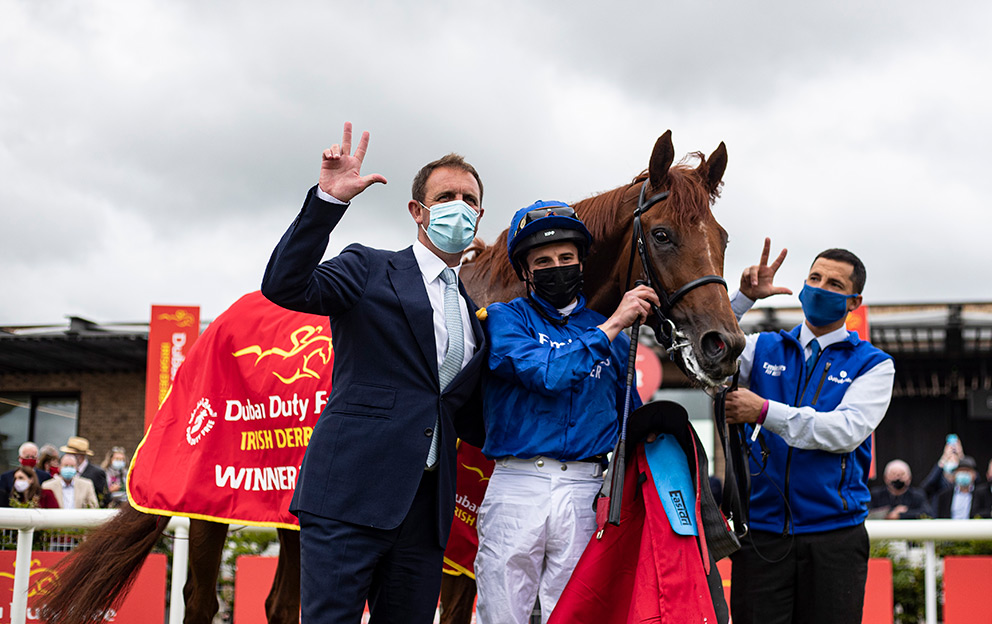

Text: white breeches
xmin=474 ymin=456 xmax=604 ymax=624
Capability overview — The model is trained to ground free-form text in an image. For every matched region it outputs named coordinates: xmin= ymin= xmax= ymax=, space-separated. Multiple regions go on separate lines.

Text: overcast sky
xmin=2 ymin=1 xmax=990 ymax=326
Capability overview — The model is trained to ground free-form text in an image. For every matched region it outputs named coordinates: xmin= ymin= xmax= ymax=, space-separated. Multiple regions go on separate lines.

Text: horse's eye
xmin=652 ymin=229 xmax=671 ymax=245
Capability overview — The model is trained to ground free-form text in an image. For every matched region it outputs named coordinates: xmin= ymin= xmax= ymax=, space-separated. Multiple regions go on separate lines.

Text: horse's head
xmin=619 ymin=131 xmax=745 ymax=387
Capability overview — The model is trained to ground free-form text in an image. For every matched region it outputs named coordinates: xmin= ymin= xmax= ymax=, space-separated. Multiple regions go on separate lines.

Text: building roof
xmin=0 ymin=317 xmax=151 ymax=374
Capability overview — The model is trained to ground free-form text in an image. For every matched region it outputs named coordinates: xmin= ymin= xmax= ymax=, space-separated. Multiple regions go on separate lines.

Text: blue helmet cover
xmin=506 ymin=200 xmax=593 ymax=275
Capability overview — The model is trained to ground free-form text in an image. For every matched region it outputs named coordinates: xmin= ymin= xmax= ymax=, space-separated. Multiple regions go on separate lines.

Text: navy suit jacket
xmin=935 ymin=485 xmax=992 ymax=519
xmin=261 ymin=187 xmax=486 ymax=546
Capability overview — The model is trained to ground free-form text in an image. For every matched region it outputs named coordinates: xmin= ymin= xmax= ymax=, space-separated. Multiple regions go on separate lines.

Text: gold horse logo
xmin=232 ymin=325 xmax=333 ymax=384
xmin=0 ymin=558 xmax=60 ymax=597
xmin=158 ymin=309 xmax=197 ymax=328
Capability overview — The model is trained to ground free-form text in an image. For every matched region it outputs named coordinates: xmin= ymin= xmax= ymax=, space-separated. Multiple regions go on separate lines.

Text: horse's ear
xmin=700 ymin=141 xmax=728 ymax=195
xmin=648 ymin=130 xmax=675 ymax=189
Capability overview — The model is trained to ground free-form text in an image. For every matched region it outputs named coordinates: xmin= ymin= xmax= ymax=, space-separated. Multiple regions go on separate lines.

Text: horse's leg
xmin=265 ymin=527 xmax=302 ymax=624
xmin=439 ymin=573 xmax=477 ymax=624
xmin=182 ymin=519 xmax=229 ymax=624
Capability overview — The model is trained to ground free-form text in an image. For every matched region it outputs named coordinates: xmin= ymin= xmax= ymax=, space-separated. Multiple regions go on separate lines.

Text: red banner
xmin=129 ymin=291 xmax=332 ymax=528
xmin=846 ymin=305 xmax=876 ymax=478
xmin=944 ymin=556 xmax=992 ymax=623
xmin=0 ymin=552 xmax=165 ymax=623
xmin=443 ymin=442 xmax=494 ymax=578
xmin=635 ymin=348 xmax=663 ymax=402
xmin=846 ymin=305 xmax=871 ymax=341
xmin=144 ymin=305 xmax=201 ymax=430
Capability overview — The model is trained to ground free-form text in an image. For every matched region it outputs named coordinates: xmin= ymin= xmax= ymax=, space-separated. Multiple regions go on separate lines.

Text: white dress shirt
xmin=412 ymin=240 xmax=477 ymax=372
xmin=731 ymin=290 xmax=895 ymax=454
xmin=61 ymin=478 xmax=76 ymax=510
xmin=951 ymin=487 xmax=973 ymax=520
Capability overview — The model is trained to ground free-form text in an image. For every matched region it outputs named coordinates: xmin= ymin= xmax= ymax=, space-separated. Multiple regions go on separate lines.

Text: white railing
xmin=1 ymin=511 xmax=990 ymax=624
xmin=0 ymin=508 xmax=279 ymax=624
xmin=866 ymin=518 xmax=992 ymax=624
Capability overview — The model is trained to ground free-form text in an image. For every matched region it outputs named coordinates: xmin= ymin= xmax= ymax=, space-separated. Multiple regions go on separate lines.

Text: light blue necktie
xmin=805 ymin=338 xmax=821 ymax=380
xmin=427 ymin=267 xmax=463 ymax=469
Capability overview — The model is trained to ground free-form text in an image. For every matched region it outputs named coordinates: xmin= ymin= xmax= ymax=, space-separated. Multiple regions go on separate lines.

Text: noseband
xmin=624 ymin=179 xmax=728 ymax=350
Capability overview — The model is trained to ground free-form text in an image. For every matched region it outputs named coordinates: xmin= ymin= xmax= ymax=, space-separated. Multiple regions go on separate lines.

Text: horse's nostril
xmin=701 ymin=331 xmax=728 ymax=360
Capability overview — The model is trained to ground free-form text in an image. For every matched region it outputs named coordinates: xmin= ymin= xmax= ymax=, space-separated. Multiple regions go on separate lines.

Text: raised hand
xmin=318 ymin=122 xmax=388 ymax=202
xmin=739 ymin=237 xmax=793 ymax=301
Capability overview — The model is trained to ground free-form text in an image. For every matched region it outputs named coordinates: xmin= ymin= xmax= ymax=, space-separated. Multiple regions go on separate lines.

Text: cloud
xmin=2 ymin=0 xmax=990 ymax=324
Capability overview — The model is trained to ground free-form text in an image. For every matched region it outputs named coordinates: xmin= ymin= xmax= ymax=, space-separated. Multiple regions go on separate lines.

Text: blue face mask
xmin=799 ymin=284 xmax=858 ymax=327
xmin=60 ymin=466 xmax=77 ymax=480
xmin=955 ymin=471 xmax=974 ymax=488
xmin=112 ymin=459 xmax=126 ymax=471
xmin=420 ymin=200 xmax=479 ymax=254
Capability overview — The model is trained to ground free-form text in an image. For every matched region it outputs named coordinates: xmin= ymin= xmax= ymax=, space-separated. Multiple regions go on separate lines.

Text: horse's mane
xmin=580 ymin=154 xmax=721 ymax=241
xmin=465 ymin=153 xmax=721 ymax=292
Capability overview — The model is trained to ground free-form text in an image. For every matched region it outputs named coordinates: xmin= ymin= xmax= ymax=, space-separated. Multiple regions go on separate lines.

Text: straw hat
xmin=60 ymin=436 xmax=95 ymax=456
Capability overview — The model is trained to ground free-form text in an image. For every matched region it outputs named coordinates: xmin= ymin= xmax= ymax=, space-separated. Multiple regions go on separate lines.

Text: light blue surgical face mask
xmin=799 ymin=284 xmax=859 ymax=327
xmin=955 ymin=471 xmax=974 ymax=488
xmin=420 ymin=200 xmax=479 ymax=254
xmin=60 ymin=466 xmax=77 ymax=481
xmin=112 ymin=459 xmax=125 ymax=471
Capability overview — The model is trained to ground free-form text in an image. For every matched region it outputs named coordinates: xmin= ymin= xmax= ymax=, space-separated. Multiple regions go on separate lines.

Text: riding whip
xmin=608 ymin=316 xmax=640 ymax=526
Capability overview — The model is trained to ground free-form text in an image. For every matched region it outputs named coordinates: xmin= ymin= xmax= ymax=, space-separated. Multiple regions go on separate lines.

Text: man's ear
xmin=849 ymin=294 xmax=863 ymax=312
xmin=409 ymin=200 xmax=426 ymax=226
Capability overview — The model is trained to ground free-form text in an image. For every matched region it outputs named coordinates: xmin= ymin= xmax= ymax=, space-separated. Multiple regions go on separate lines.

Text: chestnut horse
xmin=40 ymin=130 xmax=743 ymax=624
xmin=462 ymin=129 xmax=744 ymax=386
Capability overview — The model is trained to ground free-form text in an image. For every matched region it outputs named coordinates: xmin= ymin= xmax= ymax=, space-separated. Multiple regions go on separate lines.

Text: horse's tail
xmin=39 ymin=503 xmax=168 ymax=624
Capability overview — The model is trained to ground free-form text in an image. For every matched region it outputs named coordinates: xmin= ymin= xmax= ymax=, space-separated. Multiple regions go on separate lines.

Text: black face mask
xmin=530 ymin=264 xmax=583 ymax=309
xmin=890 ymin=479 xmax=906 ymax=491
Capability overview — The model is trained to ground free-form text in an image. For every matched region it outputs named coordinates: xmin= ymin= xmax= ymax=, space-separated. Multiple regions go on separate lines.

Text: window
xmin=0 ymin=394 xmax=79 ymax=472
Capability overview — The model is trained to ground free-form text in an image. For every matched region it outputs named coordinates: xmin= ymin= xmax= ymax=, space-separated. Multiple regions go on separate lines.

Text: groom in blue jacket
xmin=726 ymin=242 xmax=895 ymax=624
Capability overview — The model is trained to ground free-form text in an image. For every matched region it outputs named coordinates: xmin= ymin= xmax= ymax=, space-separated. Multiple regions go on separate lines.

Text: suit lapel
xmin=51 ymin=482 xmax=64 ymax=507
xmin=387 ymin=247 xmax=439 ymax=380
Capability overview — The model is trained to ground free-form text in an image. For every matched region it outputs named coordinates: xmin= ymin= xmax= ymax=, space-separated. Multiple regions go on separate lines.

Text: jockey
xmin=473 ymin=200 xmax=658 ymax=624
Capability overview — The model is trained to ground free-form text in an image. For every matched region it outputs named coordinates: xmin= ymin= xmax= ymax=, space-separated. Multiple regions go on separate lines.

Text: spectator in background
xmin=869 ymin=459 xmax=932 ymax=519
xmin=100 ymin=446 xmax=129 ymax=508
xmin=60 ymin=436 xmax=109 ymax=507
xmin=920 ymin=434 xmax=963 ymax=504
xmin=41 ymin=454 xmax=99 ymax=509
xmin=935 ymin=456 xmax=992 ymax=519
xmin=38 ymin=444 xmax=61 ymax=478
xmin=0 ymin=442 xmax=53 ymax=507
xmin=987 ymin=459 xmax=992 ymax=496
xmin=9 ymin=466 xmax=59 ymax=509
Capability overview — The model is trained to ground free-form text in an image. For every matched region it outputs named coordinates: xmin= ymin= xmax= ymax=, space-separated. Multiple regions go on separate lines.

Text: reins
xmin=713 ymin=373 xmax=751 ymax=538
xmin=607 ymin=179 xmax=732 ymax=526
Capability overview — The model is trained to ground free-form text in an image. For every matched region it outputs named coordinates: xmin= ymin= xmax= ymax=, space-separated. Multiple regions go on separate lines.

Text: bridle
xmin=606 ymin=178 xmax=737 ymax=530
xmin=619 ymin=178 xmax=752 ymax=539
xmin=624 ymin=179 xmax=728 ymax=350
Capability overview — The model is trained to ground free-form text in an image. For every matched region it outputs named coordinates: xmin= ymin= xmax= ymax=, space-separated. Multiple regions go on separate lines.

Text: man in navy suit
xmin=262 ymin=122 xmax=488 ymax=623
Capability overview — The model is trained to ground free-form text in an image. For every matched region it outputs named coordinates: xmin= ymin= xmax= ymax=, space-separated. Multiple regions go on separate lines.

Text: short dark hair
xmin=411 ymin=153 xmax=484 ymax=205
xmin=813 ymin=248 xmax=866 ymax=294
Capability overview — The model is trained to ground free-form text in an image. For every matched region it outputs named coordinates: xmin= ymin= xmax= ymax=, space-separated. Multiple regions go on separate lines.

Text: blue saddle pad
xmin=644 ymin=435 xmax=698 ymax=536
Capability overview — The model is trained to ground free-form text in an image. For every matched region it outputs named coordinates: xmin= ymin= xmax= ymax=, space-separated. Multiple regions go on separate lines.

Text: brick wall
xmin=0 ymin=371 xmax=146 ymax=461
